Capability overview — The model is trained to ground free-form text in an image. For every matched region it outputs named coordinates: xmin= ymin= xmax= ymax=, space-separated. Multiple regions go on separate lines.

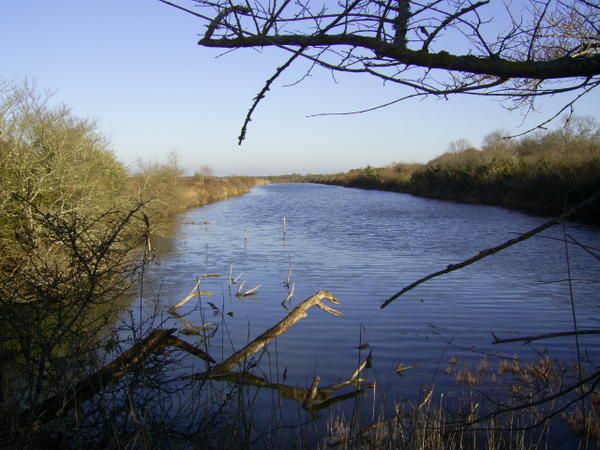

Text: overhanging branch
xmin=199 ymin=35 xmax=600 ymax=79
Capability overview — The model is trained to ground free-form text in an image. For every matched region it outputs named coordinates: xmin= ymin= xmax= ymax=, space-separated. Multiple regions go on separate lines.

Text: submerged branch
xmin=492 ymin=329 xmax=600 ymax=345
xmin=190 ymin=353 xmax=369 ymax=415
xmin=168 ymin=274 xmax=220 ymax=313
xmin=19 ymin=328 xmax=214 ymax=427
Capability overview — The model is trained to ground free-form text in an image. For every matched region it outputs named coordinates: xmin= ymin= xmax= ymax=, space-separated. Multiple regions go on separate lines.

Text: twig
xmin=492 ymin=329 xmax=600 ymax=345
xmin=563 ymin=220 xmax=586 ymax=423
xmin=237 ymin=48 xmax=306 ymax=144
xmin=467 ymin=368 xmax=600 ymax=426
xmin=381 ymin=190 xmax=600 ymax=308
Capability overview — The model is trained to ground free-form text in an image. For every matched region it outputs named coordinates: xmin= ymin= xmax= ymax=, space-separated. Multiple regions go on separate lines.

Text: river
xmin=138 ymin=183 xmax=600 ymax=446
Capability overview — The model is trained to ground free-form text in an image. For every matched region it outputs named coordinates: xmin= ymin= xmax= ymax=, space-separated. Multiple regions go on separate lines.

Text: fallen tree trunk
xmin=19 ymin=328 xmax=214 ymax=427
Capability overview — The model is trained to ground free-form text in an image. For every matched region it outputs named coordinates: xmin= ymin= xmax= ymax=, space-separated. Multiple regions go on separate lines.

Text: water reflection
xmin=137 ymin=183 xmax=600 ymax=439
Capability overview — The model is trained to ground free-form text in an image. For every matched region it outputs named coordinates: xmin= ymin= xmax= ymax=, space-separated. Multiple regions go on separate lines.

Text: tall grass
xmin=179 ymin=174 xmax=268 ymax=210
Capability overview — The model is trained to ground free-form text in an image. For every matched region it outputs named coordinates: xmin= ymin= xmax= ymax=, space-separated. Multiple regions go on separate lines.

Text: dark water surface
xmin=138 ymin=183 xmax=600 ymax=440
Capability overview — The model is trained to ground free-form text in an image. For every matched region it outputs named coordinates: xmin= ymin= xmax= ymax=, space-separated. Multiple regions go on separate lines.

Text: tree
xmin=195 ymin=164 xmax=215 ymax=178
xmin=160 ymin=0 xmax=600 ymax=143
xmin=447 ymin=138 xmax=473 ymax=153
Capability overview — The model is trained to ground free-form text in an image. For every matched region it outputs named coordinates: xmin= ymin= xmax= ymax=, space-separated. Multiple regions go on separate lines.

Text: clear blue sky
xmin=2 ymin=1 xmax=598 ymax=175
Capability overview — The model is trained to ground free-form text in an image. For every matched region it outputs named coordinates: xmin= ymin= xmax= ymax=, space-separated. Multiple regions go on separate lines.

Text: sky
xmin=2 ymin=1 xmax=599 ymax=176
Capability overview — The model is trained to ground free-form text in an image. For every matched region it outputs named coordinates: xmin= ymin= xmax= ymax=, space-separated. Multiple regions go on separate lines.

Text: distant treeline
xmin=281 ymin=119 xmax=600 ymax=221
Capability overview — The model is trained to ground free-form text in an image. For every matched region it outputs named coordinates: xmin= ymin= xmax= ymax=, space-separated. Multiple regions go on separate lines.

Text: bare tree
xmin=195 ymin=164 xmax=215 ymax=178
xmin=160 ymin=0 xmax=600 ymax=143
xmin=447 ymin=137 xmax=473 ymax=153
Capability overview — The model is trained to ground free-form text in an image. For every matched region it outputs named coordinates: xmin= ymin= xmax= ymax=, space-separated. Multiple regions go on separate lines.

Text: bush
xmin=0 ymin=83 xmax=149 ymax=434
xmin=409 ymin=118 xmax=600 ymax=216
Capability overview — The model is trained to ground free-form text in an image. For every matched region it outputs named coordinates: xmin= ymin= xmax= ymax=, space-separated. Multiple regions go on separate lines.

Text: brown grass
xmin=179 ymin=175 xmax=268 ymax=211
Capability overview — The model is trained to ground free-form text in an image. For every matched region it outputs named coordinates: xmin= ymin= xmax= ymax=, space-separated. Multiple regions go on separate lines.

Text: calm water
xmin=138 ymin=183 xmax=600 ymax=441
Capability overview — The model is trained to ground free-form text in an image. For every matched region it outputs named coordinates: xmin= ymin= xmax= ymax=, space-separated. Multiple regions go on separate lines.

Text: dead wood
xmin=205 ymin=290 xmax=342 ymax=375
xmin=191 ymin=353 xmax=370 ymax=415
xmin=164 ymin=335 xmax=215 ymax=362
xmin=19 ymin=328 xmax=214 ymax=426
xmin=168 ymin=274 xmax=219 ymax=313
xmin=18 ymin=291 xmax=342 ymax=428
xmin=19 ymin=328 xmax=176 ymax=425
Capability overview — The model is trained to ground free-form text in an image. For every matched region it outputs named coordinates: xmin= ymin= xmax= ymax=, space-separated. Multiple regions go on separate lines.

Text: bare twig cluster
xmin=161 ymin=0 xmax=600 ymax=142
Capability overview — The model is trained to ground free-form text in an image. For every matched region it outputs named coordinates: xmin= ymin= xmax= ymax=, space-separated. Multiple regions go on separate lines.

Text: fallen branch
xmin=381 ymin=190 xmax=600 ymax=309
xmin=236 ymin=283 xmax=261 ymax=297
xmin=203 ymin=290 xmax=341 ymax=375
xmin=164 ymin=335 xmax=216 ymax=363
xmin=191 ymin=352 xmax=369 ymax=415
xmin=19 ymin=291 xmax=342 ymax=429
xmin=169 ymin=310 xmax=214 ymax=336
xmin=168 ymin=274 xmax=219 ymax=313
xmin=20 ymin=329 xmax=175 ymax=425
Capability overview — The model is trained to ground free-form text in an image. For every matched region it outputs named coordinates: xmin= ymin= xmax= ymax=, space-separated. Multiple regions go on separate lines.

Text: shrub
xmin=0 ymin=83 xmax=148 ymax=430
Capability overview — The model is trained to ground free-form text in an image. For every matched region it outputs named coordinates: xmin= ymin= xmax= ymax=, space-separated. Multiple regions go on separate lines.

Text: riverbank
xmin=178 ymin=175 xmax=269 ymax=211
xmin=292 ymin=121 xmax=600 ymax=222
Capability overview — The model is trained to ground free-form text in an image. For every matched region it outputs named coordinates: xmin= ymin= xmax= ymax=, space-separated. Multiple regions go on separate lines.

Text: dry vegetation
xmin=326 ymin=354 xmax=599 ymax=450
xmin=131 ymin=155 xmax=265 ymax=236
xmin=1 ymin=81 xmax=596 ymax=448
xmin=179 ymin=175 xmax=268 ymax=210
xmin=303 ymin=119 xmax=600 ymax=221
xmin=0 ymin=82 xmax=265 ymax=448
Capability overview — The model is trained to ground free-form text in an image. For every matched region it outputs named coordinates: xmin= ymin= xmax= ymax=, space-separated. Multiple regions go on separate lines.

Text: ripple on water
xmin=139 ymin=183 xmax=600 ymax=427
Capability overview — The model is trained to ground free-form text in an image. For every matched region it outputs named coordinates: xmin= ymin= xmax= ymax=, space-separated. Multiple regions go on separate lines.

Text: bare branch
xmin=204 ymin=290 xmax=341 ymax=374
xmin=492 ymin=329 xmax=600 ymax=345
xmin=200 ymin=34 xmax=600 ymax=79
xmin=163 ymin=0 xmax=600 ymax=138
xmin=381 ymin=189 xmax=600 ymax=308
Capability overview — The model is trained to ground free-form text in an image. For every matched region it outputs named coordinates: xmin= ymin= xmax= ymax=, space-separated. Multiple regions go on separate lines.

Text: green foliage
xmin=361 ymin=165 xmax=380 ymax=182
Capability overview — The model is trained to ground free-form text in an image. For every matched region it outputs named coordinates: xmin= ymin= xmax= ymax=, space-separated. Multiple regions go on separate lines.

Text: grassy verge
xmin=179 ymin=175 xmax=268 ymax=211
xmin=296 ymin=119 xmax=600 ymax=221
xmin=131 ymin=158 xmax=267 ymax=236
